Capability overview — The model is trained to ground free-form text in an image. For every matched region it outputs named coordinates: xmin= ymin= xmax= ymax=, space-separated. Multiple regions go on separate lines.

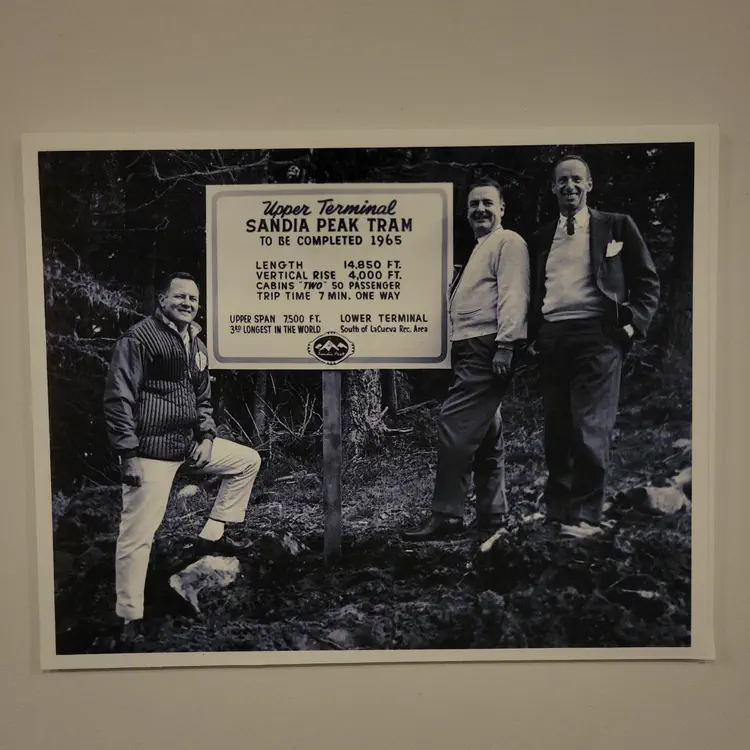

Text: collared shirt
xmin=558 ymin=206 xmax=591 ymax=233
xmin=542 ymin=206 xmax=608 ymax=321
xmin=155 ymin=307 xmax=200 ymax=358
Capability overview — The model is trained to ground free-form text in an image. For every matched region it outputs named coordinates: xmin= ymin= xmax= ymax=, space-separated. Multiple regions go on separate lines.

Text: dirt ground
xmin=52 ymin=364 xmax=693 ymax=655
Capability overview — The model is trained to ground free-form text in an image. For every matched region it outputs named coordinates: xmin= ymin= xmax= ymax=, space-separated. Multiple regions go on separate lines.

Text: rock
xmin=288 ymin=633 xmax=323 ymax=650
xmin=607 ymin=575 xmax=668 ymax=618
xmin=479 ymin=527 xmax=509 ymax=553
xmin=647 ymin=487 xmax=690 ymax=515
xmin=559 ymin=522 xmax=604 ymax=539
xmin=672 ymin=438 xmax=692 ymax=450
xmin=176 ymin=484 xmax=202 ymax=499
xmin=169 ymin=555 xmax=241 ymax=614
xmin=257 ymin=531 xmax=308 ymax=563
xmin=641 ymin=486 xmax=690 ymax=514
xmin=279 ymin=532 xmax=305 ymax=556
xmin=317 ymin=606 xmax=369 ymax=649
xmin=332 ymin=603 xmax=367 ymax=624
xmin=475 ymin=590 xmax=507 ymax=619
xmin=521 ymin=512 xmax=544 ymax=524
xmin=614 ymin=479 xmax=691 ymax=516
xmin=325 ymin=628 xmax=356 ymax=649
xmin=672 ymin=466 xmax=692 ymax=498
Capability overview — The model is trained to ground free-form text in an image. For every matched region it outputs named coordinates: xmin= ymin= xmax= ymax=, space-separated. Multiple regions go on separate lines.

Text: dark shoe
xmin=118 ymin=619 xmax=147 ymax=649
xmin=539 ymin=518 xmax=563 ymax=540
xmin=579 ymin=513 xmax=604 ymax=527
xmin=543 ymin=514 xmax=567 ymax=527
xmin=475 ymin=515 xmax=505 ymax=531
xmin=402 ymin=514 xmax=463 ymax=541
xmin=544 ymin=503 xmax=575 ymax=526
xmin=193 ymin=534 xmax=253 ymax=557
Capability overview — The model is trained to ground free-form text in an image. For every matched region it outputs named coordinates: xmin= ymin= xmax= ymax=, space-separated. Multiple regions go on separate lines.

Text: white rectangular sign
xmin=206 ymin=183 xmax=453 ymax=369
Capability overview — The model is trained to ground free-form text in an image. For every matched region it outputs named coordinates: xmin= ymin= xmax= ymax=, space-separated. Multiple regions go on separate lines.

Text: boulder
xmin=643 ymin=485 xmax=690 ymax=514
xmin=325 ymin=628 xmax=356 ymax=649
xmin=169 ymin=555 xmax=242 ymax=615
xmin=672 ymin=466 xmax=692 ymax=498
xmin=617 ymin=485 xmax=690 ymax=516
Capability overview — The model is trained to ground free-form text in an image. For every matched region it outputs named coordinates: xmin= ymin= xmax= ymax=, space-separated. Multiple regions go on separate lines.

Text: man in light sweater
xmin=403 ymin=178 xmax=530 ymax=540
xmin=528 ymin=155 xmax=660 ymax=536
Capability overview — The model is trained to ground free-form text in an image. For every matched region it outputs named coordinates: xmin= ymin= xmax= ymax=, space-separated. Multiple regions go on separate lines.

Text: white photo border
xmin=21 ymin=125 xmax=718 ymax=671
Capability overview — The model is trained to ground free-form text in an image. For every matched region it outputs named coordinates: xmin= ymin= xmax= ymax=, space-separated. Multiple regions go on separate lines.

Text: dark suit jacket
xmin=528 ymin=208 xmax=660 ymax=342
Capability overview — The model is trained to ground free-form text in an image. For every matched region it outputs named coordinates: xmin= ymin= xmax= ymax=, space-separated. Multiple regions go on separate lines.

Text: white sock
xmin=199 ymin=518 xmax=225 ymax=542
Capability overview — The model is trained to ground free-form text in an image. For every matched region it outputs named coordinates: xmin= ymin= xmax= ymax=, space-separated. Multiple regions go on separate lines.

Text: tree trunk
xmin=342 ymin=369 xmax=384 ymax=458
xmin=393 ymin=370 xmax=413 ymax=412
xmin=382 ymin=370 xmax=399 ymax=415
xmin=251 ymin=370 xmax=270 ymax=453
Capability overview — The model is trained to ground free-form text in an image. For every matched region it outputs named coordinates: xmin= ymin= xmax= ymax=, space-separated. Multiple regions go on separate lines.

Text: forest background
xmin=39 ymin=142 xmax=695 ymax=653
xmin=39 ymin=142 xmax=693 ymax=494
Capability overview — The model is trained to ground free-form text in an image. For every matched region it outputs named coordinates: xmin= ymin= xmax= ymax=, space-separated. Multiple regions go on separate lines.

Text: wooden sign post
xmin=322 ymin=371 xmax=342 ymax=564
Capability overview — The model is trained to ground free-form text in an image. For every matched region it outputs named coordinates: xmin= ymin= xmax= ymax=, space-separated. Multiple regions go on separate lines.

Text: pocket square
xmin=606 ymin=241 xmax=624 ymax=258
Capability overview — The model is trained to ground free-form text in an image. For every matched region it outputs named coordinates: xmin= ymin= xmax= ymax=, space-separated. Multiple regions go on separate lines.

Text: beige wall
xmin=1 ymin=1 xmax=748 ymax=747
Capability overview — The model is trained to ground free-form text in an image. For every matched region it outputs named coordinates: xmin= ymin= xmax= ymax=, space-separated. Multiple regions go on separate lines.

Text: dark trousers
xmin=432 ymin=334 xmax=512 ymax=520
xmin=536 ymin=318 xmax=624 ymax=525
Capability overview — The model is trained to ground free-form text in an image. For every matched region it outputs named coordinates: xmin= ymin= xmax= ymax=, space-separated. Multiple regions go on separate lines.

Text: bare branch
xmin=396 ymin=400 xmax=437 ymax=414
xmin=91 ymin=178 xmax=179 ymax=215
xmin=151 ymin=156 xmax=268 ymax=183
xmin=221 ymin=408 xmax=254 ymax=446
xmin=389 ymin=159 xmax=535 ymax=181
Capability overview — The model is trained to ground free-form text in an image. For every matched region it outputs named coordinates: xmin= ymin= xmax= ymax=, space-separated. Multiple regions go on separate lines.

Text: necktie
xmin=566 ymin=214 xmax=575 ymax=236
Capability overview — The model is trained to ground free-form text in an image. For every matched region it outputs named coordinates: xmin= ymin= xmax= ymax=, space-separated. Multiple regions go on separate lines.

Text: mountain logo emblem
xmin=308 ymin=332 xmax=355 ymax=365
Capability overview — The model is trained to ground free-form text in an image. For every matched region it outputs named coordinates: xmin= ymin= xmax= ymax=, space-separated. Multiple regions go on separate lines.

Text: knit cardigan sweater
xmin=449 ymin=225 xmax=530 ymax=346
xmin=103 ymin=310 xmax=217 ymax=461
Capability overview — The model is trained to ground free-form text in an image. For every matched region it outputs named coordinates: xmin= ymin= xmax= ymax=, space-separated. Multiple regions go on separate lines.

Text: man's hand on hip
xmin=612 ymin=324 xmax=636 ymax=347
xmin=492 ymin=346 xmax=514 ymax=379
xmin=189 ymin=438 xmax=214 ymax=469
xmin=120 ymin=457 xmax=143 ymax=487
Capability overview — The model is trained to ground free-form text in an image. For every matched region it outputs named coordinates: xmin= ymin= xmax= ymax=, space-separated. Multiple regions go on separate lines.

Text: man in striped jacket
xmin=103 ymin=271 xmax=262 ymax=639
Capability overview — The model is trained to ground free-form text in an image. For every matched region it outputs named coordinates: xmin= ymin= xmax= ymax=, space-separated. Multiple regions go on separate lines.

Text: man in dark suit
xmin=528 ymin=155 xmax=660 ymax=536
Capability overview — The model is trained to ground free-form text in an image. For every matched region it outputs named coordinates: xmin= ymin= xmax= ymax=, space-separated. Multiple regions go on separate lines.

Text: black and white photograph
xmin=22 ymin=127 xmax=716 ymax=669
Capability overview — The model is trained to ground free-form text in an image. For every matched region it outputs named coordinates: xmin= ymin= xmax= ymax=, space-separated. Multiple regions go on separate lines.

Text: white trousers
xmin=114 ymin=437 xmax=262 ymax=621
